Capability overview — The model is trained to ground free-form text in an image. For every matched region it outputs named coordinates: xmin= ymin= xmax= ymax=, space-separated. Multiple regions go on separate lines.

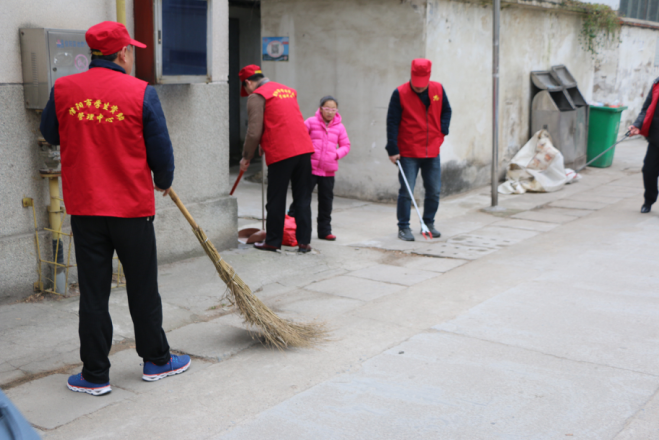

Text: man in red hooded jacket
xmin=629 ymin=77 xmax=659 ymax=213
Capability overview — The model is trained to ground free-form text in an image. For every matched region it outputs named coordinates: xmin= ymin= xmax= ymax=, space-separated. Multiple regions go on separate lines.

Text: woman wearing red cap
xmin=386 ymin=58 xmax=452 ymax=242
xmin=238 ymin=65 xmax=316 ymax=253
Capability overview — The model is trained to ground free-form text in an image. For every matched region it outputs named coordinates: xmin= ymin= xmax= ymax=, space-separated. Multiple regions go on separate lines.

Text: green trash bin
xmin=587 ymin=105 xmax=628 ymax=168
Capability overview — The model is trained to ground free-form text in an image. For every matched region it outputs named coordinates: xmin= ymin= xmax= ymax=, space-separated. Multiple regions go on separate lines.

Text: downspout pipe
xmin=485 ymin=0 xmax=505 ymax=213
xmin=491 ymin=0 xmax=500 ymax=208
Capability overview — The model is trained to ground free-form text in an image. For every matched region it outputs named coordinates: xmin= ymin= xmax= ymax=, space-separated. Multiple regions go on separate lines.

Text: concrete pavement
xmin=2 ymin=137 xmax=659 ymax=439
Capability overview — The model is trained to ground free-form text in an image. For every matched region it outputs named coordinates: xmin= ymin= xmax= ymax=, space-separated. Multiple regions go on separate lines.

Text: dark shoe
xmin=319 ymin=234 xmax=336 ymax=241
xmin=298 ymin=244 xmax=312 ymax=253
xmin=254 ymin=242 xmax=280 ymax=252
xmin=641 ymin=204 xmax=652 ymax=213
xmin=398 ymin=228 xmax=415 ymax=241
xmin=424 ymin=223 xmax=441 ymax=238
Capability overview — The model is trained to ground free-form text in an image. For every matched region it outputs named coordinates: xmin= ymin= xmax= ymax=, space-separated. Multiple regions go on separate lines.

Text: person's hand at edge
xmin=389 ymin=154 xmax=400 ymax=165
xmin=240 ymin=158 xmax=250 ymax=172
xmin=155 ymin=186 xmax=171 ymax=197
xmin=629 ymin=125 xmax=640 ymax=137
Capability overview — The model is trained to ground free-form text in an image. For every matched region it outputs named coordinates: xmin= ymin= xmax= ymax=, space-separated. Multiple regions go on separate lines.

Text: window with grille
xmin=619 ymin=0 xmax=659 ymax=22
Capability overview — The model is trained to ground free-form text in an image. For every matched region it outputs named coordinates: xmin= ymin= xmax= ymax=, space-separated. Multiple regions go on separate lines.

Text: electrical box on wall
xmin=134 ymin=0 xmax=211 ymax=84
xmin=19 ymin=28 xmax=90 ymax=109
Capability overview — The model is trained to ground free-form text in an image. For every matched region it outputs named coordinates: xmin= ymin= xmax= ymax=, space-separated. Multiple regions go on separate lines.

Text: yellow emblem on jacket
xmin=68 ymin=99 xmax=125 ymax=124
xmin=272 ymin=88 xmax=296 ymax=100
xmin=433 ymin=95 xmax=440 ymax=102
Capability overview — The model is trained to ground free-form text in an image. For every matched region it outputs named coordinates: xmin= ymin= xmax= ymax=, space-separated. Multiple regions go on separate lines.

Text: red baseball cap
xmin=410 ymin=58 xmax=432 ymax=88
xmin=239 ymin=64 xmax=263 ymax=97
xmin=86 ymin=21 xmax=146 ymax=56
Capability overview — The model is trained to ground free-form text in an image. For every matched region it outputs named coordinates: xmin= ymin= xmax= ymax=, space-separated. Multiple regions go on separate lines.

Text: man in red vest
xmin=40 ymin=22 xmax=190 ymax=396
xmin=629 ymin=77 xmax=659 ymax=213
xmin=238 ymin=65 xmax=315 ymax=252
xmin=386 ymin=59 xmax=452 ymax=241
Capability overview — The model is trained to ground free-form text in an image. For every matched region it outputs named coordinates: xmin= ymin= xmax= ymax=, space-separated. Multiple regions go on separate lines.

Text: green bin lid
xmin=589 ymin=105 xmax=628 ymax=113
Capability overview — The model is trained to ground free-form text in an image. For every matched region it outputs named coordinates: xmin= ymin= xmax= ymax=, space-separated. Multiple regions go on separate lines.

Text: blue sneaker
xmin=67 ymin=373 xmax=112 ymax=396
xmin=142 ymin=354 xmax=191 ymax=382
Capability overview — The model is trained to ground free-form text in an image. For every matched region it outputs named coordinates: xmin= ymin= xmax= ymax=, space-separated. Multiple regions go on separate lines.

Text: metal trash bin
xmin=531 ymin=65 xmax=589 ymax=170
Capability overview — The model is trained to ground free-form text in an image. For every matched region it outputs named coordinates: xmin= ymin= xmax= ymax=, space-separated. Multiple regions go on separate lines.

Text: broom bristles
xmin=191 ymin=225 xmax=327 ymax=349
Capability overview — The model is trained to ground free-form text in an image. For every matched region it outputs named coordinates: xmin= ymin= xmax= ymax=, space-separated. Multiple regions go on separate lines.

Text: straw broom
xmin=168 ymin=188 xmax=327 ymax=349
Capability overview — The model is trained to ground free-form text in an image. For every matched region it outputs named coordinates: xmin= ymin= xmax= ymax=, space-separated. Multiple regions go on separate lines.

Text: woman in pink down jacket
xmin=289 ymin=95 xmax=350 ymax=240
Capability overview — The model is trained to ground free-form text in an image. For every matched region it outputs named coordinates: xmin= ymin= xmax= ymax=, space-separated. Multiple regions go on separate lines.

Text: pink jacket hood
xmin=306 ymin=108 xmax=351 ymax=177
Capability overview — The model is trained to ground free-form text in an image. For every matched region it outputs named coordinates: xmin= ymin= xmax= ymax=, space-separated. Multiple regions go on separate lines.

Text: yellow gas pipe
xmin=112 ymin=0 xmax=127 ymax=290
xmin=48 ymin=177 xmax=62 ymax=242
xmin=44 ymin=172 xmax=66 ymax=294
xmin=116 ymin=0 xmax=126 ymax=25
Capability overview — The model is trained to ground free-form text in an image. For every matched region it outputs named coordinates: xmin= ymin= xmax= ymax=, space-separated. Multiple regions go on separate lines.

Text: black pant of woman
xmin=288 ymin=174 xmax=335 ymax=238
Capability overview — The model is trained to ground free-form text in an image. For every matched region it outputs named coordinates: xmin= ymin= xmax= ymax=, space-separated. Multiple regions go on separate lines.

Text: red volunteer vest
xmin=641 ymin=81 xmax=659 ymax=138
xmin=54 ymin=67 xmax=154 ymax=217
xmin=397 ymin=81 xmax=445 ymax=158
xmin=253 ymin=81 xmax=314 ymax=165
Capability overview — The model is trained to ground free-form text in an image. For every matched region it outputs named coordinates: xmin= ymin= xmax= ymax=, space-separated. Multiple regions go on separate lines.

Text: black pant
xmin=643 ymin=142 xmax=659 ymax=206
xmin=288 ymin=175 xmax=335 ymax=237
xmin=71 ymin=215 xmax=170 ymax=384
xmin=266 ymin=153 xmax=312 ymax=247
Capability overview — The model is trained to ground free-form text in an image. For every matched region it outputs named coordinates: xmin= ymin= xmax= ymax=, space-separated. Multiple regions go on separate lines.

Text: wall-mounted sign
xmin=262 ymin=37 xmax=289 ymax=61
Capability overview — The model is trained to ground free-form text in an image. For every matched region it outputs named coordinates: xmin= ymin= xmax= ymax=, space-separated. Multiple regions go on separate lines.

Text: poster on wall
xmin=262 ymin=37 xmax=289 ymax=61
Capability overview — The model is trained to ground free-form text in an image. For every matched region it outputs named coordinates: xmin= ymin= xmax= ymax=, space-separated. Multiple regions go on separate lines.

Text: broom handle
xmin=168 ymin=188 xmax=199 ymax=229
xmin=230 ymin=170 xmax=245 ymax=196
xmin=261 ymin=154 xmax=266 ymax=230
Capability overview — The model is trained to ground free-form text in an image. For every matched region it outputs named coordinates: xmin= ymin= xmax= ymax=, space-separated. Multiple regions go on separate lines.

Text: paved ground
xmin=2 ymin=137 xmax=659 ymax=439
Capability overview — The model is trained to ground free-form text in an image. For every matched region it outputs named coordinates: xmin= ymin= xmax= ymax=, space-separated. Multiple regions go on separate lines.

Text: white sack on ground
xmin=565 ymin=168 xmax=582 ymax=184
xmin=498 ymin=129 xmax=569 ymax=195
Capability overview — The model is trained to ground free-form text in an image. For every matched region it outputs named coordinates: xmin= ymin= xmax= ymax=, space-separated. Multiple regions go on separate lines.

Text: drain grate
xmin=412 ymin=242 xmax=498 ymax=260
xmin=448 ymin=234 xmax=514 ymax=249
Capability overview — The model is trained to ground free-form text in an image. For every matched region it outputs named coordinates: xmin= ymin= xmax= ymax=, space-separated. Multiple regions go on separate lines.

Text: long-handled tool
xmin=236 ymin=154 xmax=267 ymax=244
xmin=396 ymin=160 xmax=432 ymax=240
xmin=168 ymin=188 xmax=326 ymax=348
xmin=261 ymin=154 xmax=266 ymax=230
xmin=229 ymin=170 xmax=245 ymax=196
xmin=576 ymin=131 xmax=630 ymax=173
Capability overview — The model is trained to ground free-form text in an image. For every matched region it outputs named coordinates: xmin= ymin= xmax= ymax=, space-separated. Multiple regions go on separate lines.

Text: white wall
xmin=426 ymin=0 xmax=595 ymax=190
xmin=212 ymin=0 xmax=230 ymax=83
xmin=260 ymin=0 xmax=427 ymax=201
xmin=1 ymin=0 xmax=133 ymax=84
xmin=261 ymin=0 xmax=597 ymax=200
xmin=593 ymin=24 xmax=659 ymax=130
xmin=579 ymin=0 xmax=620 ymax=10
